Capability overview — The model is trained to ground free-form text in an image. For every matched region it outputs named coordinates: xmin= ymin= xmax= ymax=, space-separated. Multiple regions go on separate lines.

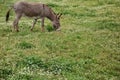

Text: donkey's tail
xmin=6 ymin=7 xmax=13 ymax=22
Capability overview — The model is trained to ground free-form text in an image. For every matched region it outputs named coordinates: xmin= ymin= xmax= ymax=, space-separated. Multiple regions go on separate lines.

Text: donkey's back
xmin=14 ymin=1 xmax=45 ymax=17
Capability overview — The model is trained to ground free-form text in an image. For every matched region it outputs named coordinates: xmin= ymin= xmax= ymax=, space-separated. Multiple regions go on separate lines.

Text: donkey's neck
xmin=47 ymin=13 xmax=56 ymax=22
xmin=42 ymin=4 xmax=56 ymax=22
xmin=45 ymin=7 xmax=56 ymax=22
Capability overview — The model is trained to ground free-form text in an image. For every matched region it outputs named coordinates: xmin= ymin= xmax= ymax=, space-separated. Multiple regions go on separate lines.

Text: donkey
xmin=6 ymin=1 xmax=62 ymax=32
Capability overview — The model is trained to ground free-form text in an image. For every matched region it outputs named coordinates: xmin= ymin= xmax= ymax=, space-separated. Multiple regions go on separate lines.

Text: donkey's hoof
xmin=30 ymin=29 xmax=33 ymax=31
xmin=41 ymin=29 xmax=45 ymax=32
xmin=56 ymin=28 xmax=61 ymax=31
xmin=16 ymin=30 xmax=19 ymax=32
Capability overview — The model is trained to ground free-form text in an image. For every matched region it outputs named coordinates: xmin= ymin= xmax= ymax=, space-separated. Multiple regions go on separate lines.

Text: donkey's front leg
xmin=31 ymin=18 xmax=37 ymax=31
xmin=41 ymin=18 xmax=45 ymax=32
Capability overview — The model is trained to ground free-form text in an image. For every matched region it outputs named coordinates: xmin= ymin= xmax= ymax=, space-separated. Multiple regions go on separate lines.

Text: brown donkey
xmin=6 ymin=1 xmax=62 ymax=32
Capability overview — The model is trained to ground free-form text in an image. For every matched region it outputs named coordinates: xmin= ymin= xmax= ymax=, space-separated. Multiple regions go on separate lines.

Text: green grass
xmin=0 ymin=0 xmax=120 ymax=80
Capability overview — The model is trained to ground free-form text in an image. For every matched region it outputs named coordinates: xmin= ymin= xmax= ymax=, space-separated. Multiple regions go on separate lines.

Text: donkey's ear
xmin=57 ymin=13 xmax=62 ymax=19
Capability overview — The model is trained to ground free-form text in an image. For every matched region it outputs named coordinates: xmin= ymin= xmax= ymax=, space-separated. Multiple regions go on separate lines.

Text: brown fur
xmin=6 ymin=1 xmax=62 ymax=32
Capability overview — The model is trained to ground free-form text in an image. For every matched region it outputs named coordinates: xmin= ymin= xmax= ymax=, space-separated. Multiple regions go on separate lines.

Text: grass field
xmin=0 ymin=0 xmax=120 ymax=80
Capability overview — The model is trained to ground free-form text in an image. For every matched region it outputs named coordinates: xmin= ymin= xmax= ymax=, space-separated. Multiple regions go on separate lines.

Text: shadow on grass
xmin=16 ymin=41 xmax=35 ymax=49
xmin=0 ymin=68 xmax=12 ymax=80
xmin=46 ymin=25 xmax=55 ymax=32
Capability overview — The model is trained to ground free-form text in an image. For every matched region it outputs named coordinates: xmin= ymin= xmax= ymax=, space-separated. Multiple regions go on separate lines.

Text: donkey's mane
xmin=43 ymin=4 xmax=57 ymax=21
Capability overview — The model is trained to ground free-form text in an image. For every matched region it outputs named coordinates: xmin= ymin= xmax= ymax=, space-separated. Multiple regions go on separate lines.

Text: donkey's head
xmin=52 ymin=13 xmax=62 ymax=31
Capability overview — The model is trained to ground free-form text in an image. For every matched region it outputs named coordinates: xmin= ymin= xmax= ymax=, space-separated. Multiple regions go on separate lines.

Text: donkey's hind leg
xmin=31 ymin=18 xmax=37 ymax=31
xmin=13 ymin=13 xmax=22 ymax=32
xmin=41 ymin=18 xmax=45 ymax=32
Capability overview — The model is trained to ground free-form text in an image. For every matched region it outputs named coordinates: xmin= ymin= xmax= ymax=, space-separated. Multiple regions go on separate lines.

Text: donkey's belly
xmin=23 ymin=13 xmax=41 ymax=19
xmin=23 ymin=12 xmax=38 ymax=17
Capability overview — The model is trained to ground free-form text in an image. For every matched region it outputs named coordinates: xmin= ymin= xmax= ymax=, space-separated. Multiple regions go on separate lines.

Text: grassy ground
xmin=0 ymin=0 xmax=120 ymax=80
